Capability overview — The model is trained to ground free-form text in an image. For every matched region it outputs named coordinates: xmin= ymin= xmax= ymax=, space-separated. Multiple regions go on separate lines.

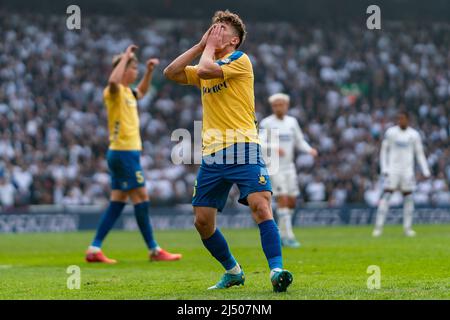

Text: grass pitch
xmin=0 ymin=225 xmax=449 ymax=300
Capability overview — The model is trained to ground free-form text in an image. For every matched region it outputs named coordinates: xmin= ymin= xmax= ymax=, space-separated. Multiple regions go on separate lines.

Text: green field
xmin=0 ymin=225 xmax=449 ymax=300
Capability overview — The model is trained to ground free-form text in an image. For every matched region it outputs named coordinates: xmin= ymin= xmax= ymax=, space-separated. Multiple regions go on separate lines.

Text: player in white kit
xmin=373 ymin=111 xmax=430 ymax=237
xmin=259 ymin=93 xmax=318 ymax=247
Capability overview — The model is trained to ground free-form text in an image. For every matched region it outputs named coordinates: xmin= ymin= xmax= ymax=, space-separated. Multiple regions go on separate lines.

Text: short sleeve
xmin=104 ymin=84 xmax=124 ymax=102
xmin=218 ymin=52 xmax=252 ymax=81
xmin=184 ymin=65 xmax=201 ymax=87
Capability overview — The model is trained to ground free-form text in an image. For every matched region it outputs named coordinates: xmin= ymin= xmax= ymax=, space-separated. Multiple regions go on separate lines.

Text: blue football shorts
xmin=192 ymin=143 xmax=272 ymax=212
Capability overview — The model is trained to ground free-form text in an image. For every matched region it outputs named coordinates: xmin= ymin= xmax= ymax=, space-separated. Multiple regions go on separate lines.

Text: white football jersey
xmin=259 ymin=114 xmax=312 ymax=173
xmin=380 ymin=125 xmax=430 ymax=177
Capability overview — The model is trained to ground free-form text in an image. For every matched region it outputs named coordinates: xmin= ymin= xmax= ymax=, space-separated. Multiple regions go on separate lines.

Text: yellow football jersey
xmin=184 ymin=51 xmax=259 ymax=155
xmin=103 ymin=84 xmax=142 ymax=150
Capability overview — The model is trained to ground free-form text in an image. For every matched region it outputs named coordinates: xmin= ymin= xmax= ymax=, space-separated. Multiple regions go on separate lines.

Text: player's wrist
xmin=204 ymin=41 xmax=216 ymax=50
xmin=123 ymin=54 xmax=133 ymax=62
xmin=193 ymin=43 xmax=204 ymax=53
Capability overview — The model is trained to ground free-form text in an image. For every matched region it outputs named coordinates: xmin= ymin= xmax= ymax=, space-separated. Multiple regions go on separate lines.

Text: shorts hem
xmin=111 ymin=183 xmax=146 ymax=192
xmin=192 ymin=202 xmax=224 ymax=211
xmin=238 ymin=187 xmax=273 ymax=206
xmin=272 ymin=192 xmax=300 ymax=197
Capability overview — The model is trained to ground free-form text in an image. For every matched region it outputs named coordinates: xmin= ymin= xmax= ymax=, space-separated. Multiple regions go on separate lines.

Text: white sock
xmin=150 ymin=246 xmax=161 ymax=255
xmin=88 ymin=246 xmax=101 ymax=253
xmin=277 ymin=208 xmax=290 ymax=239
xmin=226 ymin=264 xmax=242 ymax=275
xmin=375 ymin=193 xmax=391 ymax=231
xmin=403 ymin=194 xmax=414 ymax=231
xmin=270 ymin=268 xmax=283 ymax=278
xmin=286 ymin=208 xmax=295 ymax=240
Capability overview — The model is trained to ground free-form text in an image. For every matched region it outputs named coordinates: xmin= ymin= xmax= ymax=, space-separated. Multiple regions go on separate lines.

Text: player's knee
xmin=287 ymin=197 xmax=296 ymax=208
xmin=277 ymin=196 xmax=289 ymax=208
xmin=194 ymin=215 xmax=214 ymax=236
xmin=194 ymin=216 xmax=206 ymax=229
xmin=111 ymin=190 xmax=128 ymax=202
xmin=129 ymin=187 xmax=149 ymax=204
xmin=249 ymin=196 xmax=272 ymax=220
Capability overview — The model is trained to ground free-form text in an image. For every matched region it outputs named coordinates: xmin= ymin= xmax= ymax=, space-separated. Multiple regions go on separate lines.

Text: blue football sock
xmin=134 ymin=201 xmax=158 ymax=250
xmin=258 ymin=219 xmax=283 ymax=270
xmin=91 ymin=201 xmax=126 ymax=248
xmin=202 ymin=229 xmax=237 ymax=271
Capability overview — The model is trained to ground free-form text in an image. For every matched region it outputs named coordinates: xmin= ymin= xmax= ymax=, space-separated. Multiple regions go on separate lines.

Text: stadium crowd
xmin=0 ymin=13 xmax=449 ymax=210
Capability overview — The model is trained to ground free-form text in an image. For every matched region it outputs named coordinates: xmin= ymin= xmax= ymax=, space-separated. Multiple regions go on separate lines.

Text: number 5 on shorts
xmin=136 ymin=171 xmax=144 ymax=184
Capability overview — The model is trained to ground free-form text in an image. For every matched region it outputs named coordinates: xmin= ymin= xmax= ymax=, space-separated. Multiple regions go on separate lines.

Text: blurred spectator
xmin=306 ymin=178 xmax=326 ymax=202
xmin=0 ymin=175 xmax=15 ymax=211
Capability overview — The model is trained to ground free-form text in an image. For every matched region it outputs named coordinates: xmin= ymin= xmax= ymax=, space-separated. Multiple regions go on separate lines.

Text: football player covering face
xmin=164 ymin=10 xmax=293 ymax=292
xmin=210 ymin=22 xmax=240 ymax=56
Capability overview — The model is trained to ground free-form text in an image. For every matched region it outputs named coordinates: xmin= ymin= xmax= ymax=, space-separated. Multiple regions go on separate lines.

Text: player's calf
xmin=194 ymin=207 xmax=217 ymax=238
xmin=373 ymin=191 xmax=393 ymax=236
xmin=248 ymin=192 xmax=293 ymax=292
xmin=248 ymin=191 xmax=273 ymax=223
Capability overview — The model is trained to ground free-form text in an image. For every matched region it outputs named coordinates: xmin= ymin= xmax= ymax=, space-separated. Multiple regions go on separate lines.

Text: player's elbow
xmin=196 ymin=67 xmax=216 ymax=79
xmin=196 ymin=67 xmax=208 ymax=79
xmin=164 ymin=67 xmax=188 ymax=84
xmin=163 ymin=66 xmax=174 ymax=80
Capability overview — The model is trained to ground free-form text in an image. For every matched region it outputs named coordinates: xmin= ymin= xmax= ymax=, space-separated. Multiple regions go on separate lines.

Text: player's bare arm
xmin=197 ymin=25 xmax=225 ymax=79
xmin=136 ymin=58 xmax=160 ymax=99
xmin=163 ymin=26 xmax=213 ymax=84
xmin=309 ymin=149 xmax=318 ymax=157
xmin=108 ymin=44 xmax=138 ymax=94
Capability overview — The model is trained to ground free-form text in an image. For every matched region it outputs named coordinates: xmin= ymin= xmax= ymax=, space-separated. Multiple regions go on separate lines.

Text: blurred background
xmin=0 ymin=0 xmax=449 ymax=231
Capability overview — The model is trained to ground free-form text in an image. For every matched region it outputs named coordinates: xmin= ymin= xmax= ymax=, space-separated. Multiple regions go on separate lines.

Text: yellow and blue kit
xmin=103 ymin=84 xmax=145 ymax=191
xmin=185 ymin=51 xmax=272 ymax=211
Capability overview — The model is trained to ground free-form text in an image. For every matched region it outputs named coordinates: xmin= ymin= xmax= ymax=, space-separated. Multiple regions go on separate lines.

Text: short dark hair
xmin=398 ymin=110 xmax=409 ymax=119
xmin=212 ymin=10 xmax=246 ymax=49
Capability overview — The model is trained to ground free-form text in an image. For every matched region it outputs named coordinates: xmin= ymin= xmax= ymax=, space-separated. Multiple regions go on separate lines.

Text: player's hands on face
xmin=198 ymin=25 xmax=214 ymax=50
xmin=310 ymin=148 xmax=318 ymax=157
xmin=206 ymin=24 xmax=225 ymax=50
xmin=125 ymin=44 xmax=138 ymax=59
xmin=146 ymin=58 xmax=160 ymax=72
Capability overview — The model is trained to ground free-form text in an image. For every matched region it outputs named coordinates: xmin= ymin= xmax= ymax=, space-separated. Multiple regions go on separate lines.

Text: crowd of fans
xmin=0 ymin=13 xmax=449 ymax=211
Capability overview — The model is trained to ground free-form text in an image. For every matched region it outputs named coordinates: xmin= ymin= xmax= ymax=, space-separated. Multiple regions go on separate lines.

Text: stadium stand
xmin=0 ymin=13 xmax=449 ymax=211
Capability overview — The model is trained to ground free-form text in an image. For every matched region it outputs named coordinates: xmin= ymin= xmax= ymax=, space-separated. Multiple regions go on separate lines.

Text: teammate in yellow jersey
xmin=85 ymin=45 xmax=181 ymax=263
xmin=165 ymin=10 xmax=292 ymax=292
